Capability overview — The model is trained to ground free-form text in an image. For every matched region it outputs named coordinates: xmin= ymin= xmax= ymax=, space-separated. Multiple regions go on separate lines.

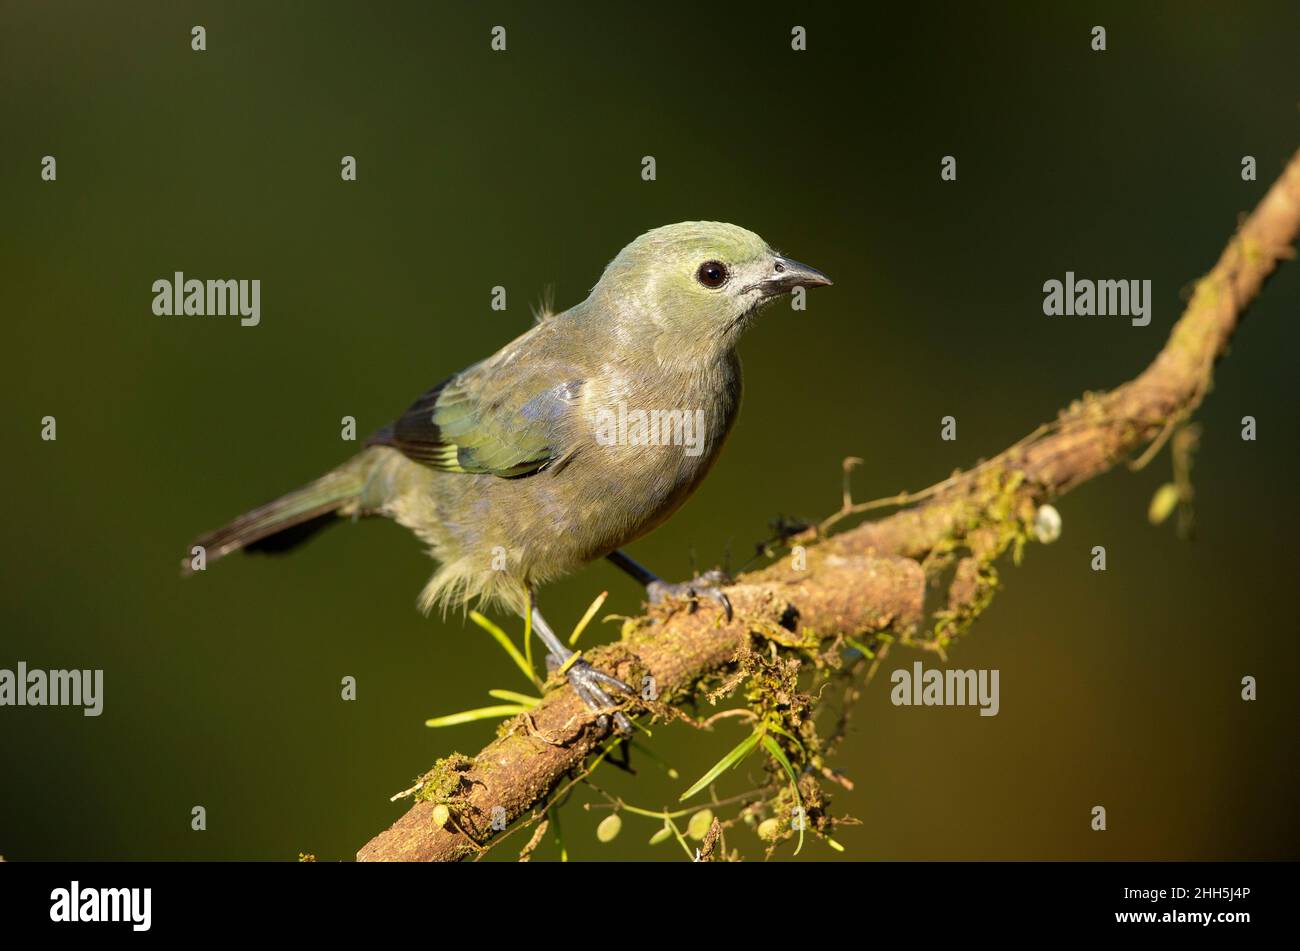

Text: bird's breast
xmin=553 ymin=353 xmax=742 ymax=551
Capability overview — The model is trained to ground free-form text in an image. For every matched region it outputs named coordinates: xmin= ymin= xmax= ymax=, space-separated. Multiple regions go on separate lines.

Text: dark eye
xmin=696 ymin=260 xmax=729 ymax=289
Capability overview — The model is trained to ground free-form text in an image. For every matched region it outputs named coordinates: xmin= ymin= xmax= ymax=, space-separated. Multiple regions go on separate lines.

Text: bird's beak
xmin=759 ymin=256 xmax=834 ymax=296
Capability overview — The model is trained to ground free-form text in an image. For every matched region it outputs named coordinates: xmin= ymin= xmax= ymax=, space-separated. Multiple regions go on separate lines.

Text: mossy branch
xmin=358 ymin=149 xmax=1300 ymax=862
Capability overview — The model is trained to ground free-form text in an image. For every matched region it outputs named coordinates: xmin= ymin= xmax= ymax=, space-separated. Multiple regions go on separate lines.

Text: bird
xmin=184 ymin=221 xmax=832 ymax=733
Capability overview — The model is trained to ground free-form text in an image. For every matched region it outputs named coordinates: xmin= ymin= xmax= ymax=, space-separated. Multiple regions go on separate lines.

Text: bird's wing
xmin=371 ymin=341 xmax=581 ymax=479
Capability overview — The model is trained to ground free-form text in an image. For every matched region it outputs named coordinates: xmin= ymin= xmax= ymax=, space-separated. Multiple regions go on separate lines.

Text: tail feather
xmin=182 ymin=466 xmax=364 ymax=575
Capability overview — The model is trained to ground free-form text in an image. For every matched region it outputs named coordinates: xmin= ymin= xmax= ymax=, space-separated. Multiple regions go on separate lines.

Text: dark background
xmin=1 ymin=1 xmax=1296 ymax=861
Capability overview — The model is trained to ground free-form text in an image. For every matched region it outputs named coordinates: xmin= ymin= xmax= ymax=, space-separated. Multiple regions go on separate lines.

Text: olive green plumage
xmin=186 ymin=222 xmax=831 ymax=615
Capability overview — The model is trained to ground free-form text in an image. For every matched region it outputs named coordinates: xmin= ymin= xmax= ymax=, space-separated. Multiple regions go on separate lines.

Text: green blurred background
xmin=1 ymin=1 xmax=1297 ymax=861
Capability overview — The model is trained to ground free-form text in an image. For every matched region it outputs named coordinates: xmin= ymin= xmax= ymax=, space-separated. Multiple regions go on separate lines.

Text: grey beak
xmin=761 ymin=256 xmax=833 ymax=295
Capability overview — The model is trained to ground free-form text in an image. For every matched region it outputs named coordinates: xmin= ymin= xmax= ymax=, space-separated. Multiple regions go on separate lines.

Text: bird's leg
xmin=606 ymin=549 xmax=733 ymax=622
xmin=529 ymin=600 xmax=633 ymax=735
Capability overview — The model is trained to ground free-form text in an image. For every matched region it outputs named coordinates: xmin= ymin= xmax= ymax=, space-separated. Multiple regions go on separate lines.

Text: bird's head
xmin=589 ymin=221 xmax=832 ymax=358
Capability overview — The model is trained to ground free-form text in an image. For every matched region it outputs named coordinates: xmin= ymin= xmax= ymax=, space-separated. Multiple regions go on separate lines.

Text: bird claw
xmin=552 ymin=656 xmax=633 ymax=735
xmin=646 ymin=569 xmax=733 ymax=622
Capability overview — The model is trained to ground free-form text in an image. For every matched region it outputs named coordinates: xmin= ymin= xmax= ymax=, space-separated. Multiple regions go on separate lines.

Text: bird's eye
xmin=696 ymin=260 xmax=729 ymax=289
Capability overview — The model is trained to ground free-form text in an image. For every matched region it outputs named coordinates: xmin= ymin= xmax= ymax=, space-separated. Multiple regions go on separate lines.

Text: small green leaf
xmin=761 ymin=735 xmax=805 ymax=856
xmin=844 ymin=636 xmax=876 ymax=660
xmin=425 ymin=704 xmax=530 ymax=727
xmin=596 ymin=814 xmax=622 ymax=843
xmin=569 ymin=591 xmax=608 ymax=646
xmin=469 ymin=610 xmax=542 ymax=690
xmin=765 ymin=721 xmax=806 ymax=759
xmin=760 ymin=734 xmax=800 ymax=789
xmin=487 ymin=689 xmax=541 ymax=707
xmin=648 ymin=825 xmax=673 ymax=846
xmin=1148 ymin=482 xmax=1181 ymax=525
xmin=523 ymin=596 xmax=535 ymax=680
xmin=679 ymin=730 xmax=762 ymax=801
xmin=686 ymin=809 xmax=714 ymax=841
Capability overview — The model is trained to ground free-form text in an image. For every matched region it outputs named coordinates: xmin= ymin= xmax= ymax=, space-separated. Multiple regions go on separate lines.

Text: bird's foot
xmin=646 ymin=569 xmax=733 ymax=622
xmin=547 ymin=654 xmax=633 ymax=735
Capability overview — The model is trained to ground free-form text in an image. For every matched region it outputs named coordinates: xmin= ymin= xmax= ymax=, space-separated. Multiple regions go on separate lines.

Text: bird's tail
xmin=181 ymin=459 xmax=369 ymax=576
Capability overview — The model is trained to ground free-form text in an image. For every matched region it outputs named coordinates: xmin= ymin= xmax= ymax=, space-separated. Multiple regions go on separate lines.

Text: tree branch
xmin=358 ymin=149 xmax=1300 ymax=862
